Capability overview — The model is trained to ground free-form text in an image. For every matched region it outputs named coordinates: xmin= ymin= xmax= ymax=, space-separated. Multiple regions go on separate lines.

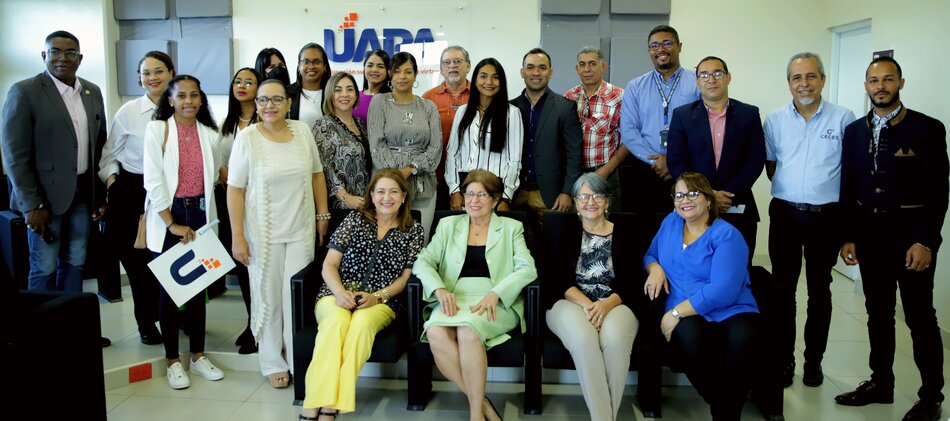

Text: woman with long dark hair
xmin=445 ymin=58 xmax=523 ymax=211
xmin=255 ymin=47 xmax=290 ymax=86
xmin=287 ymin=43 xmax=332 ymax=128
xmin=353 ymin=49 xmax=391 ymax=122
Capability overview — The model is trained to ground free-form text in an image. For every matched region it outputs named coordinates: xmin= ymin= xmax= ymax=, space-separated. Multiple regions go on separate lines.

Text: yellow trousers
xmin=302 ymin=295 xmax=395 ymax=412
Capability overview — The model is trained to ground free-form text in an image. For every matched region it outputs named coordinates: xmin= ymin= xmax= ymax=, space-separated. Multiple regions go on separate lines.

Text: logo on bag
xmin=325 ymin=12 xmax=434 ymax=63
xmin=169 ymin=250 xmax=222 ymax=286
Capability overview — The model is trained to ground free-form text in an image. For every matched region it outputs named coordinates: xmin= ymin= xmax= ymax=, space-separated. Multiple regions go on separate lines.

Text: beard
xmin=869 ymin=90 xmax=900 ymax=109
xmin=797 ymin=96 xmax=816 ymax=106
xmin=656 ymin=60 xmax=675 ymax=70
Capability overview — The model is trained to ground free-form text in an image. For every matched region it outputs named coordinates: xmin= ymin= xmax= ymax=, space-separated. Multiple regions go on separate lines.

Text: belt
xmin=173 ymin=196 xmax=206 ymax=210
xmin=777 ymin=198 xmax=836 ymax=213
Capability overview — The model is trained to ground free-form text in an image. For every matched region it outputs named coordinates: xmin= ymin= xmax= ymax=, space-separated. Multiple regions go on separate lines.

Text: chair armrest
xmin=524 ymin=279 xmax=541 ymax=352
xmin=407 ymin=274 xmax=424 ymax=343
xmin=291 ymin=255 xmax=326 ymax=333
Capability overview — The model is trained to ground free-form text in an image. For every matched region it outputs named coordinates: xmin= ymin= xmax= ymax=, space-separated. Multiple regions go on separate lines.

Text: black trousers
xmin=768 ymin=198 xmax=840 ymax=367
xmin=106 ymin=168 xmax=160 ymax=331
xmin=619 ymin=157 xmax=672 ymax=216
xmin=857 ymin=229 xmax=945 ymax=402
xmin=671 ymin=312 xmax=759 ymax=421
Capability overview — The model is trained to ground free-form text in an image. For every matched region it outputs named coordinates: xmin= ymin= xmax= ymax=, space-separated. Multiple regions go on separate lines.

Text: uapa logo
xmin=820 ymin=129 xmax=841 ymax=141
xmin=325 ymin=12 xmax=435 ymax=63
xmin=169 ymin=250 xmax=223 ymax=286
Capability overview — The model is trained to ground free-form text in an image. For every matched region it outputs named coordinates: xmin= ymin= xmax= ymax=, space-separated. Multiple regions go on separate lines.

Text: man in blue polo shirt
xmin=764 ymin=52 xmax=855 ymax=389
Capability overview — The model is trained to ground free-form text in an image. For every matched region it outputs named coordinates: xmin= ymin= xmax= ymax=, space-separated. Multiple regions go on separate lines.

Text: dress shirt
xmin=764 ymin=100 xmax=855 ymax=205
xmin=444 ymin=104 xmax=523 ymax=199
xmin=620 ymin=67 xmax=700 ymax=164
xmin=706 ymin=102 xmax=728 ymax=168
xmin=99 ymin=95 xmax=156 ymax=180
xmin=564 ymin=80 xmax=624 ymax=169
xmin=517 ymin=90 xmax=548 ymax=188
xmin=49 ymin=71 xmax=89 ymax=174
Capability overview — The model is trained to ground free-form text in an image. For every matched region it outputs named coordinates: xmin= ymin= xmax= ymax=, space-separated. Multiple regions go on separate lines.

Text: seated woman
xmin=413 ymin=169 xmax=537 ymax=421
xmin=300 ymin=169 xmax=425 ymax=420
xmin=545 ymin=172 xmax=638 ymax=421
xmin=643 ymin=171 xmax=759 ymax=421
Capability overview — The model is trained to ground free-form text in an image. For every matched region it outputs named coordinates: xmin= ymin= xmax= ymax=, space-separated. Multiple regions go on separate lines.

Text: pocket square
xmin=895 ymin=148 xmax=916 ymax=157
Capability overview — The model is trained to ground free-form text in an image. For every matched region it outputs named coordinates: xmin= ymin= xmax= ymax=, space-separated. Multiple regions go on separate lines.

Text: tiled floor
xmin=94 ymin=267 xmax=950 ymax=420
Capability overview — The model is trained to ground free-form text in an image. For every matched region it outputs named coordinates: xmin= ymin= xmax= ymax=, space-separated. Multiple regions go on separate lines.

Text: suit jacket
xmin=667 ymin=98 xmax=765 ymax=221
xmin=1 ymin=72 xmax=107 ymax=215
xmin=510 ymin=89 xmax=583 ymax=207
xmin=413 ymin=213 xmax=537 ymax=331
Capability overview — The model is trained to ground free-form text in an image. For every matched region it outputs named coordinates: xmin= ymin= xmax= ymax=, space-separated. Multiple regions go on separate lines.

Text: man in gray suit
xmin=1 ymin=30 xmax=107 ymax=300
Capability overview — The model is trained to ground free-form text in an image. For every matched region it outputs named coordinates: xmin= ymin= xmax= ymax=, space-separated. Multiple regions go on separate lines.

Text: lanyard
xmin=653 ymin=70 xmax=682 ymax=126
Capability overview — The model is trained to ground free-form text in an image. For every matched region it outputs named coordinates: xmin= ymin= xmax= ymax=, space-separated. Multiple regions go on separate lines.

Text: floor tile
xmin=108 ymin=395 xmax=242 ymax=421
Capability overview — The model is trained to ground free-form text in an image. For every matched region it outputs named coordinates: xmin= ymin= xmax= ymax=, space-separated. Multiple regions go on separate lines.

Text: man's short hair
xmin=696 ymin=56 xmax=729 ymax=74
xmin=576 ymin=46 xmax=604 ymax=62
xmin=648 ymin=25 xmax=680 ymax=44
xmin=786 ymin=52 xmax=825 ymax=80
xmin=442 ymin=45 xmax=470 ymax=63
xmin=45 ymin=30 xmax=80 ymax=50
xmin=523 ymin=48 xmax=552 ymax=67
xmin=867 ymin=56 xmax=903 ymax=79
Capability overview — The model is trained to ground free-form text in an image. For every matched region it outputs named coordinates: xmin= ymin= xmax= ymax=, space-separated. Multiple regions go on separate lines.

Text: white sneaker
xmin=167 ymin=362 xmax=190 ymax=389
xmin=189 ymin=356 xmax=224 ymax=381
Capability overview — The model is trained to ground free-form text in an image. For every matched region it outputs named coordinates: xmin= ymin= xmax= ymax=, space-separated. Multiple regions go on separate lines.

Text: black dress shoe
xmin=802 ymin=363 xmax=823 ymax=387
xmin=139 ymin=326 xmax=163 ymax=345
xmin=835 ymin=380 xmax=893 ymax=406
xmin=235 ymin=327 xmax=254 ymax=347
xmin=783 ymin=361 xmax=795 ymax=388
xmin=101 ymin=337 xmax=112 ymax=348
xmin=903 ymin=400 xmax=942 ymax=421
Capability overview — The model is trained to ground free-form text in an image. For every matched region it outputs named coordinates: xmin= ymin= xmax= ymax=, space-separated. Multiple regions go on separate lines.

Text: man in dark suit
xmin=510 ymin=48 xmax=583 ymax=223
xmin=1 ymin=31 xmax=109 ymax=346
xmin=835 ymin=56 xmax=946 ymax=421
xmin=667 ymin=56 xmax=765 ymax=257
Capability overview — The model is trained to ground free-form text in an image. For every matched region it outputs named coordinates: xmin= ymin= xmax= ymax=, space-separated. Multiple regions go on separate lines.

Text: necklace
xmin=238 ymin=115 xmax=252 ymax=122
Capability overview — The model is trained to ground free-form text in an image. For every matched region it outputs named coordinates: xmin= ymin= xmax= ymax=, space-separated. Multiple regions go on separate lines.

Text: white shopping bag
xmin=148 ymin=220 xmax=236 ymax=307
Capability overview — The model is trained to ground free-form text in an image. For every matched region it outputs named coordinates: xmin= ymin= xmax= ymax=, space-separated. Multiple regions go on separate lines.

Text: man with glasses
xmin=666 ymin=56 xmax=765 ymax=259
xmin=423 ymin=45 xmax=472 ymax=209
xmin=836 ymin=56 xmax=946 ymax=421
xmin=564 ymin=46 xmax=627 ymax=213
xmin=619 ymin=25 xmax=700 ymax=216
xmin=763 ymin=53 xmax=855 ymax=389
xmin=1 ymin=30 xmax=110 ymax=346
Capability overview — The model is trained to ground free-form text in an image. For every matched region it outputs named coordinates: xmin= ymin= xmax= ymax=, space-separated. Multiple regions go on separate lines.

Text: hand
xmin=660 ymin=310 xmax=680 ymax=342
xmin=496 ymin=201 xmax=510 ymax=211
xmin=317 ymin=219 xmax=329 ymax=246
xmin=105 ymin=174 xmax=117 ymax=190
xmin=552 ymin=193 xmax=573 ymax=211
xmin=343 ymin=193 xmax=365 ymax=210
xmin=353 ymin=291 xmax=378 ymax=309
xmin=91 ymin=202 xmax=107 ymax=222
xmin=169 ymin=223 xmax=196 ymax=244
xmin=840 ymin=242 xmax=858 ymax=265
xmin=648 ymin=154 xmax=671 ymax=180
xmin=400 ymin=166 xmax=413 ymax=179
xmin=218 ymin=167 xmax=228 ymax=185
xmin=713 ymin=190 xmax=734 ymax=212
xmin=643 ymin=266 xmax=669 ymax=301
xmin=232 ymin=235 xmax=251 ymax=266
xmin=585 ymin=300 xmax=614 ymax=331
xmin=334 ymin=289 xmax=358 ymax=310
xmin=450 ymin=192 xmax=464 ymax=211
xmin=470 ymin=291 xmax=500 ymax=321
xmin=906 ymin=243 xmax=932 ymax=272
xmin=435 ymin=288 xmax=460 ymax=316
xmin=25 ymin=207 xmax=51 ymax=238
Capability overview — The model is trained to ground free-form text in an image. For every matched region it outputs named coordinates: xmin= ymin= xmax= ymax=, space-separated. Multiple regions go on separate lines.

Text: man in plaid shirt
xmin=564 ymin=46 xmax=628 ymax=213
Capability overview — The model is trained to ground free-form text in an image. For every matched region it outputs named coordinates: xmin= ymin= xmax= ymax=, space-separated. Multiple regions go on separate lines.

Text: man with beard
xmin=423 ymin=45 xmax=472 ymax=209
xmin=836 ymin=56 xmax=947 ymax=421
xmin=619 ymin=25 xmax=700 ymax=216
xmin=763 ymin=53 xmax=855 ymax=388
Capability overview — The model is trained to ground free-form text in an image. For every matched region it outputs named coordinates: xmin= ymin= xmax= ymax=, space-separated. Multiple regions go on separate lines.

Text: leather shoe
xmin=835 ymin=380 xmax=893 ymax=406
xmin=783 ymin=361 xmax=795 ymax=388
xmin=101 ymin=337 xmax=111 ymax=348
xmin=903 ymin=400 xmax=942 ymax=421
xmin=802 ymin=363 xmax=823 ymax=387
xmin=140 ymin=326 xmax=163 ymax=345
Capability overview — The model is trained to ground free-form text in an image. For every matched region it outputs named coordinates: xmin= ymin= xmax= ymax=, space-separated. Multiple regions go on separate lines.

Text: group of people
xmin=1 ymin=22 xmax=946 ymax=421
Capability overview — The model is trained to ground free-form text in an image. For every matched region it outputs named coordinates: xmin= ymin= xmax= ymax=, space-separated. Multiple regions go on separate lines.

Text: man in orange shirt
xmin=422 ymin=45 xmax=471 ymax=209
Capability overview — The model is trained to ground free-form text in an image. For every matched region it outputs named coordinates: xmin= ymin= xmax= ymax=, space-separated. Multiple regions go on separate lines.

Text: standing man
xmin=1 ymin=30 xmax=110 ymax=346
xmin=564 ymin=46 xmax=628 ymax=213
xmin=422 ymin=45 xmax=471 ymax=209
xmin=835 ymin=56 xmax=946 ymax=421
xmin=620 ymin=25 xmax=700 ymax=216
xmin=667 ymin=56 xmax=765 ymax=257
xmin=764 ymin=52 xmax=855 ymax=388
xmin=510 ymin=48 xmax=583 ymax=221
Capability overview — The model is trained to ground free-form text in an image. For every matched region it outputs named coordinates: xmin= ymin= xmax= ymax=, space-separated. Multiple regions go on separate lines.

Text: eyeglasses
xmin=233 ymin=79 xmax=257 ymax=88
xmin=141 ymin=67 xmax=168 ymax=78
xmin=574 ymin=193 xmax=606 ymax=203
xmin=255 ymin=95 xmax=286 ymax=107
xmin=464 ymin=191 xmax=492 ymax=201
xmin=47 ymin=49 xmax=80 ymax=60
xmin=672 ymin=191 xmax=702 ymax=202
xmin=299 ymin=58 xmax=323 ymax=67
xmin=441 ymin=58 xmax=466 ymax=67
xmin=648 ymin=40 xmax=675 ymax=51
xmin=698 ymin=70 xmax=727 ymax=81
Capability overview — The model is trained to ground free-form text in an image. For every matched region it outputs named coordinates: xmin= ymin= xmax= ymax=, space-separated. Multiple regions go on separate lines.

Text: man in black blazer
xmin=0 ymin=31 xmax=107 ymax=295
xmin=510 ymin=48 xmax=583 ymax=222
xmin=667 ymin=56 xmax=766 ymax=257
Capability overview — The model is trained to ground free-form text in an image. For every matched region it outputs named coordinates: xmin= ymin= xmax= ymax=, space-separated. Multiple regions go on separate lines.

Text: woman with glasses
xmin=300 ymin=169 xmax=424 ymax=421
xmin=353 ymin=49 xmax=391 ymax=122
xmin=98 ymin=50 xmax=175 ymax=346
xmin=413 ymin=170 xmax=537 ymax=421
xmin=314 ymin=73 xmax=372 ymax=210
xmin=368 ymin=52 xmax=442 ymax=239
xmin=143 ymin=75 xmax=225 ymax=390
xmin=445 ymin=58 xmax=523 ymax=211
xmin=287 ymin=43 xmax=332 ymax=129
xmin=227 ymin=79 xmax=330 ymax=389
xmin=255 ymin=47 xmax=290 ymax=86
xmin=643 ymin=171 xmax=759 ymax=421
xmin=545 ymin=172 xmax=638 ymax=421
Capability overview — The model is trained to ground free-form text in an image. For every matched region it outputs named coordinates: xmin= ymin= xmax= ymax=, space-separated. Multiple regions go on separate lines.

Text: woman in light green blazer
xmin=413 ymin=169 xmax=537 ymax=421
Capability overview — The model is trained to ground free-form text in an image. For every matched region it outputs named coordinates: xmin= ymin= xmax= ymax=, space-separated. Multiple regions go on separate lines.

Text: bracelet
xmin=381 ymin=288 xmax=390 ymax=303
xmin=316 ymin=213 xmax=331 ymax=221
xmin=372 ymin=291 xmax=384 ymax=304
xmin=915 ymin=242 xmax=931 ymax=252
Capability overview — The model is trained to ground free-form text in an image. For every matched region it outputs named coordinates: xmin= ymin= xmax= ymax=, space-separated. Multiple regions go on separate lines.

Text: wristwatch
xmin=671 ymin=308 xmax=682 ymax=319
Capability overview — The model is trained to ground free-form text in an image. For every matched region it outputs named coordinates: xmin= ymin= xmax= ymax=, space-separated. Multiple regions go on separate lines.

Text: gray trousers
xmin=547 ymin=299 xmax=638 ymax=421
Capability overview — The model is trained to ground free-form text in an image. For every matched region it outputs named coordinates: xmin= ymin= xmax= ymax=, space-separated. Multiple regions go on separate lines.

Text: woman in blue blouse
xmin=643 ymin=171 xmax=758 ymax=421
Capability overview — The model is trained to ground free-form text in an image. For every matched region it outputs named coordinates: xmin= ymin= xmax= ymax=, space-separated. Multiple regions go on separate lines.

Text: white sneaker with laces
xmin=189 ymin=356 xmax=224 ymax=381
xmin=167 ymin=362 xmax=190 ymax=389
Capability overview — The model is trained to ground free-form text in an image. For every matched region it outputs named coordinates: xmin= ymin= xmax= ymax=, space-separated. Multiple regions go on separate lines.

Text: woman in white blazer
xmin=142 ymin=75 xmax=225 ymax=390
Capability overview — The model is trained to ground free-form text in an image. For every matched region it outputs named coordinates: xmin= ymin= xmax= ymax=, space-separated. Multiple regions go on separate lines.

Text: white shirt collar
xmin=47 ymin=71 xmax=81 ymax=95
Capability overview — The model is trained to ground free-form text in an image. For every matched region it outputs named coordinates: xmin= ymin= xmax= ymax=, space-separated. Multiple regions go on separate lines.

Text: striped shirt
xmin=444 ymin=104 xmax=524 ymax=200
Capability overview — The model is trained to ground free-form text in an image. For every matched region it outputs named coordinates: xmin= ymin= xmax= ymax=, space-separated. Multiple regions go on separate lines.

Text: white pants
xmin=413 ymin=195 xmax=435 ymax=242
xmin=258 ymin=239 xmax=310 ymax=376
xmin=547 ymin=299 xmax=638 ymax=421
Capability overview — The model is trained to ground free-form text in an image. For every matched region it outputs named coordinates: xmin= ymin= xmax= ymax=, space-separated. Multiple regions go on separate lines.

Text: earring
xmin=413 ymin=80 xmax=420 ymax=88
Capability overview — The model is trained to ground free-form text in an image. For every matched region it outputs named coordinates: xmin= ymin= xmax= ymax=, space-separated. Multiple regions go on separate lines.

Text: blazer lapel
xmin=535 ymin=90 xmax=556 ymax=147
xmin=80 ymin=82 xmax=99 ymax=162
xmin=485 ymin=212 xmax=503 ymax=253
xmin=718 ymin=103 xmax=738 ymax=173
xmin=39 ymin=74 xmax=78 ymax=141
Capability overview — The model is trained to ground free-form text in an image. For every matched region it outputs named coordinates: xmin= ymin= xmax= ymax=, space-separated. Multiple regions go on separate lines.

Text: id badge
xmin=660 ymin=129 xmax=669 ymax=148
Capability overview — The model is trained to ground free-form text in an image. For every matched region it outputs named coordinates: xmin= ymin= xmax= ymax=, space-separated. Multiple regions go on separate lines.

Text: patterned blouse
xmin=313 ymin=115 xmax=372 ymax=209
xmin=318 ymin=211 xmax=425 ymax=314
xmin=367 ymin=93 xmax=442 ymax=199
xmin=175 ymin=124 xmax=204 ymax=197
xmin=575 ymin=231 xmax=616 ymax=301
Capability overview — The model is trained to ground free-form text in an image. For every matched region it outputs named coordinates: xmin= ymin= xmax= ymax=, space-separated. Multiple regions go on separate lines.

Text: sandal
xmin=318 ymin=409 xmax=338 ymax=420
xmin=267 ymin=372 xmax=290 ymax=389
xmin=298 ymin=415 xmax=318 ymax=421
